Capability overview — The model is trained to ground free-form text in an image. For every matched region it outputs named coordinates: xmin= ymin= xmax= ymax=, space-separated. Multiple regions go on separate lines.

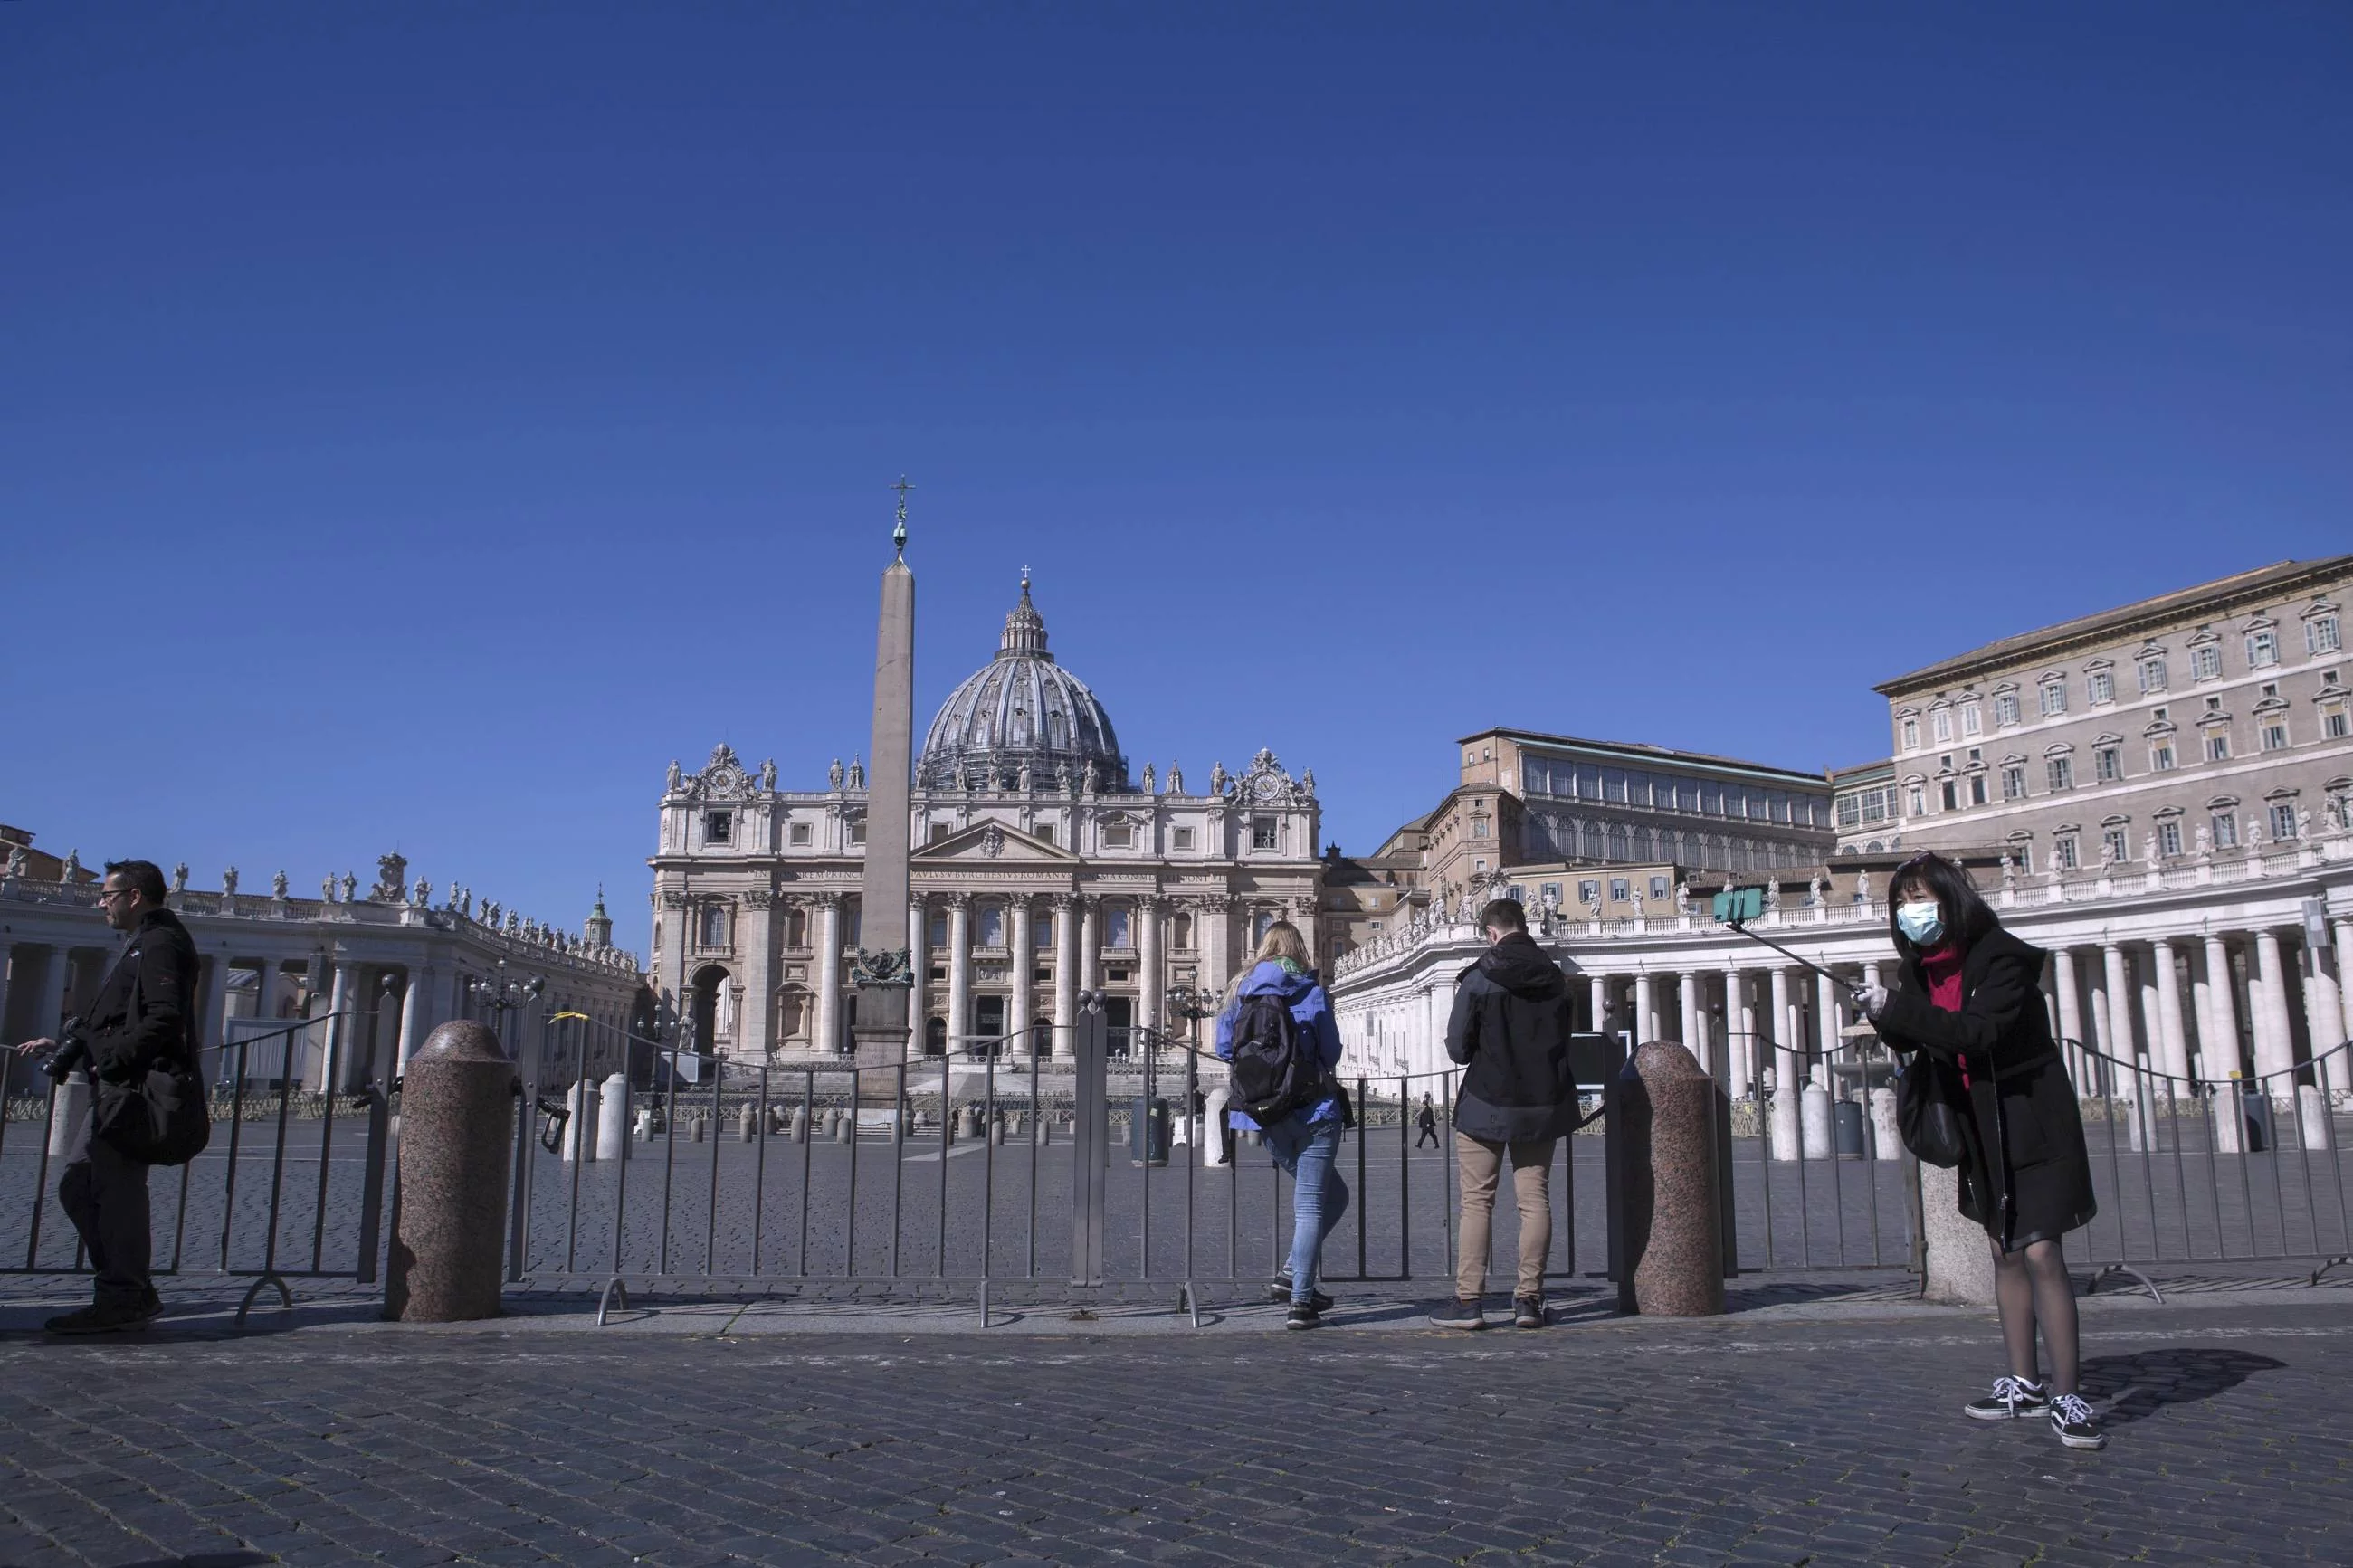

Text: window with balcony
xmin=1650 ymin=875 xmax=1670 ymax=900
xmin=2211 ymin=805 xmax=2239 ymax=849
xmin=1577 ymin=879 xmax=1600 ymax=905
xmin=2053 ymin=833 xmax=2080 ymax=870
xmin=2158 ymin=819 xmax=2183 ymax=858
xmin=2102 ymin=827 xmax=2129 ymax=863
xmin=2271 ymin=803 xmax=2300 ymax=841
xmin=977 ymin=905 xmax=1005 ymax=946
xmin=2006 ymin=836 xmax=2034 ymax=874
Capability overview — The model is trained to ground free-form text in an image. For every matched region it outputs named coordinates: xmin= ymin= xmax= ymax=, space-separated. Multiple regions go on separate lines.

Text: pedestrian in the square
xmin=1431 ymin=898 xmax=1578 ymax=1331
xmin=1413 ymin=1093 xmax=1440 ymax=1148
xmin=1857 ymin=851 xmax=2105 ymax=1450
xmin=11 ymin=859 xmax=196 ymax=1335
xmin=1215 ymin=920 xmax=1348 ymax=1330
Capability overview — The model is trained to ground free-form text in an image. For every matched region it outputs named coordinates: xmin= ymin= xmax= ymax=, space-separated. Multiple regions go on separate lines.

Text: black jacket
xmin=1872 ymin=926 xmax=2095 ymax=1244
xmin=53 ymin=908 xmax=200 ymax=1085
xmin=1444 ymin=931 xmax=1578 ymax=1141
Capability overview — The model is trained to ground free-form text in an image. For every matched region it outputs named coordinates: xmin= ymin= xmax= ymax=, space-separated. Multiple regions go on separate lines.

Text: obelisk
xmin=849 ymin=479 xmax=918 ymax=1079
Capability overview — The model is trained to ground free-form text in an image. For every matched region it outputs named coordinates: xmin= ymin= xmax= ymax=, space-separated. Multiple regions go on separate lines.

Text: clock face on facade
xmin=1252 ymin=772 xmax=1281 ymax=802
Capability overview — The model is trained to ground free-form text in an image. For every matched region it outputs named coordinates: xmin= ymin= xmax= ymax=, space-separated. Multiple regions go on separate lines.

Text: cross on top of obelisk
xmin=891 ymin=475 xmax=913 ymax=559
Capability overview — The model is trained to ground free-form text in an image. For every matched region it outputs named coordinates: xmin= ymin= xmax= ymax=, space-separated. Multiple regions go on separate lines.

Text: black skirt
xmin=1956 ymin=1053 xmax=2097 ymax=1250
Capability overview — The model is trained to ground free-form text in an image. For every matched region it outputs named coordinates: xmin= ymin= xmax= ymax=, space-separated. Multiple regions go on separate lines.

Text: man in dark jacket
xmin=13 ymin=859 xmax=195 ymax=1333
xmin=1431 ymin=899 xmax=1578 ymax=1330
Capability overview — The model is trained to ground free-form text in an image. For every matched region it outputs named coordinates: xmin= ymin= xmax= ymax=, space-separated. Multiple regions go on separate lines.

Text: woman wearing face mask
xmin=1856 ymin=852 xmax=2105 ymax=1450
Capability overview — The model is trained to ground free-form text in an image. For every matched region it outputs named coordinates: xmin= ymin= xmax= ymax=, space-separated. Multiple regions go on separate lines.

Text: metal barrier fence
xmin=0 ymin=1013 xmax=393 ymax=1322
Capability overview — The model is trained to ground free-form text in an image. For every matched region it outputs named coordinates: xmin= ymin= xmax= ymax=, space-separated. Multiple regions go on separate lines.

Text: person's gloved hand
xmin=1854 ymin=984 xmax=1890 ymax=1021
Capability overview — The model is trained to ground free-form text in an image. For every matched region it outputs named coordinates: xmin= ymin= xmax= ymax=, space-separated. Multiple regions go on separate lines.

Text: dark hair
xmin=1480 ymin=898 xmax=1527 ymax=934
xmin=1886 ymin=851 xmax=1996 ymax=959
xmin=103 ymin=859 xmax=168 ymax=905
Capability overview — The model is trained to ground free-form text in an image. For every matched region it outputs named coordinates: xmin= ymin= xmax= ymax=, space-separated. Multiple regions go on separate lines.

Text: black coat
xmin=1873 ymin=926 xmax=2095 ymax=1248
xmin=54 ymin=908 xmax=200 ymax=1086
xmin=1444 ymin=931 xmax=1578 ymax=1141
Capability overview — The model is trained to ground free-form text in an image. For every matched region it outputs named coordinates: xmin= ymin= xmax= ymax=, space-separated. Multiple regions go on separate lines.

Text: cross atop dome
xmin=1000 ymin=570 xmax=1049 ymax=657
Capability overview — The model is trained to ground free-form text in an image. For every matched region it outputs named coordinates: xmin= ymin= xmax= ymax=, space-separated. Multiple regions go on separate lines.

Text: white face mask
xmin=1897 ymin=901 xmax=1945 ymax=945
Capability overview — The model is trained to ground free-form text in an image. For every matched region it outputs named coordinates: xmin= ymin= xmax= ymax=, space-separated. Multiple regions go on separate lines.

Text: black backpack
xmin=1228 ymin=993 xmax=1326 ymax=1127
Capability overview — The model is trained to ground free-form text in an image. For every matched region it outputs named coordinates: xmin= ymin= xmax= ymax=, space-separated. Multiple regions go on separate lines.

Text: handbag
xmin=1895 ymin=1049 xmax=1969 ymax=1168
xmin=93 ymin=1056 xmax=213 ymax=1166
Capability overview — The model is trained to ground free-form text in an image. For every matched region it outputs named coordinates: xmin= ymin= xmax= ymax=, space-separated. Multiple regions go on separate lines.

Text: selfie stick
xmin=1711 ymin=889 xmax=1865 ymax=999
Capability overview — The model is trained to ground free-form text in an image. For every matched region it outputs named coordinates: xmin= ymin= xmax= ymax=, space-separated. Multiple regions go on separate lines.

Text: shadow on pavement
xmin=2081 ymin=1346 xmax=2287 ymax=1427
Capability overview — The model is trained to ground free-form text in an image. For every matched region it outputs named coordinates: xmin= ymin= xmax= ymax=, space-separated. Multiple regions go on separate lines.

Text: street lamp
xmin=467 ymin=960 xmax=544 ymax=1062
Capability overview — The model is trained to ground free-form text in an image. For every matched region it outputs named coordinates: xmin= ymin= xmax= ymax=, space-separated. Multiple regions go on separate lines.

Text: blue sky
xmin=5 ymin=3 xmax=2348 ymax=953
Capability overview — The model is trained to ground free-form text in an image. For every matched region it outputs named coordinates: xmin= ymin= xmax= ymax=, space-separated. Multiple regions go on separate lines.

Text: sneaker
xmin=2049 ymin=1392 xmax=2108 ymax=1450
xmin=1285 ymin=1301 xmax=1320 ymax=1331
xmin=1265 ymin=1277 xmax=1333 ymax=1312
xmin=1512 ymin=1296 xmax=1545 ymax=1329
xmin=43 ymin=1301 xmax=155 ymax=1335
xmin=1965 ymin=1375 xmax=2050 ymax=1421
xmin=1428 ymin=1297 xmax=1484 ymax=1331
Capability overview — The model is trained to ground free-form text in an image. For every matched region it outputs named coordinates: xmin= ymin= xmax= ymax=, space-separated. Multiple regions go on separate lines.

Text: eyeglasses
xmin=95 ymin=888 xmax=138 ymax=905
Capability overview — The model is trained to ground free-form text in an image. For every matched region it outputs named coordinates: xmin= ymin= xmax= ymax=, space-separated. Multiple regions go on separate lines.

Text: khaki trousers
xmin=1454 ymin=1133 xmax=1556 ymax=1299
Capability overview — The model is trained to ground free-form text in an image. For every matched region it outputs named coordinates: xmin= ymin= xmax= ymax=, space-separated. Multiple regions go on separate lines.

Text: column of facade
xmin=660 ymin=891 xmax=690 ymax=1035
xmin=1679 ymin=971 xmax=1701 ymax=1063
xmin=814 ymin=894 xmax=843 ymax=1055
xmin=1079 ymin=896 xmax=1101 ymax=996
xmin=2252 ymin=930 xmax=2299 ymax=1087
xmin=319 ymin=960 xmax=356 ymax=1092
xmin=2100 ymin=943 xmax=2139 ymax=1098
xmin=1815 ymin=970 xmax=1841 ymax=1091
xmin=1053 ymin=894 xmax=1079 ymax=1056
xmin=2148 ymin=938 xmax=2192 ymax=1088
xmin=907 ymin=895 xmax=929 ymax=1060
xmin=1586 ymin=973 xmax=1608 ymax=1038
xmin=1767 ymin=966 xmax=1799 ymax=1159
xmin=1632 ymin=973 xmax=1657 ymax=1043
xmin=2200 ymin=935 xmax=2242 ymax=1080
xmin=2050 ymin=947 xmax=2088 ymax=1088
xmin=1138 ymin=895 xmax=1164 ymax=1039
xmin=1009 ymin=896 xmax=1034 ymax=1046
xmin=945 ymin=893 xmax=972 ymax=1052
xmin=2328 ymin=918 xmax=2353 ymax=1097
xmin=740 ymin=891 xmax=777 ymax=1061
xmin=35 ymin=946 xmax=71 ymax=1047
xmin=1721 ymin=968 xmax=1751 ymax=1096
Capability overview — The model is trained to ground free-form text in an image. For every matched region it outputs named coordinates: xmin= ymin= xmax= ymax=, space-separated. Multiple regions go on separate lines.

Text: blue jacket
xmin=1215 ymin=960 xmax=1345 ymax=1130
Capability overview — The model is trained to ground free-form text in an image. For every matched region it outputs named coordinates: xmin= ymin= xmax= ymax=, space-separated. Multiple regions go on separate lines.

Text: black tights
xmin=1989 ymin=1235 xmax=2080 ymax=1394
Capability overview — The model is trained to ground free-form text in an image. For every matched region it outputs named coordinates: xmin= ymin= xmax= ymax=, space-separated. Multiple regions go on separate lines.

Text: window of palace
xmin=2039 ymin=678 xmax=2067 ymax=717
xmin=703 ymin=811 xmax=732 ymax=845
xmin=2207 ymin=730 xmax=2233 ymax=762
xmin=2247 ymin=628 xmax=2280 ymax=668
xmin=2192 ymin=643 xmax=2223 ymax=681
xmin=1649 ymin=875 xmax=1669 ymax=901
xmin=2087 ymin=667 xmax=2115 ymax=706
xmin=2139 ymin=653 xmax=2169 ymax=694
xmin=2270 ymin=801 xmax=2300 ymax=841
xmin=1995 ymin=689 xmax=2021 ymax=727
xmin=2212 ymin=809 xmax=2239 ymax=849
xmin=789 ymin=822 xmax=812 ymax=846
xmin=1608 ymin=878 xmax=1630 ymax=902
xmin=1900 ymin=716 xmax=1920 ymax=750
xmin=2053 ymin=832 xmax=2081 ymax=870
xmin=1961 ymin=701 xmax=1983 ymax=737
xmin=2323 ymin=701 xmax=2349 ymax=740
xmin=2307 ymin=613 xmax=2341 ymax=655
xmin=1932 ymin=707 xmax=1954 ymax=743
xmin=2002 ymin=763 xmax=2026 ymax=800
xmin=1578 ymin=879 xmax=1600 ymax=905
xmin=2094 ymin=744 xmax=2122 ymax=783
xmin=2151 ymin=738 xmax=2177 ymax=772
xmin=1252 ymin=815 xmax=1279 ymax=851
xmin=2045 ymin=754 xmax=2074 ymax=792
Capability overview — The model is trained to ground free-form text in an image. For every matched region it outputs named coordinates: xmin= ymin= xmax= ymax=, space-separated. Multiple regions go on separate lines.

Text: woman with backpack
xmin=1215 ymin=920 xmax=1349 ymax=1329
xmin=1857 ymin=852 xmax=2106 ymax=1450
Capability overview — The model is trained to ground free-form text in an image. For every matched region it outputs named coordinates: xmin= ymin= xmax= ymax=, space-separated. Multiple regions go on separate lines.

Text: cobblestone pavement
xmin=0 ymin=1294 xmax=2345 ymax=1566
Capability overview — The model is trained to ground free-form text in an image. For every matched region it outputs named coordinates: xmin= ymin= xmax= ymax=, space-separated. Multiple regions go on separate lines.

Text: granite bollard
xmin=1868 ymin=1085 xmax=1899 ymax=1159
xmin=2297 ymin=1085 xmax=2330 ymax=1150
xmin=1800 ymin=1086 xmax=1834 ymax=1159
xmin=1202 ymin=1085 xmax=1231 ymax=1167
xmin=790 ymin=1103 xmax=808 ymax=1142
xmin=560 ymin=1079 xmax=595 ymax=1163
xmin=595 ymin=1071 xmax=629 ymax=1161
xmin=834 ymin=1109 xmax=853 ymax=1143
xmin=46 ymin=1071 xmax=90 ymax=1158
xmin=1919 ymin=1160 xmax=1996 ymax=1305
xmin=386 ymin=1020 xmax=516 ymax=1323
xmin=1615 ymin=1041 xmax=1727 ymax=1316
xmin=738 ymin=1104 xmax=757 ymax=1142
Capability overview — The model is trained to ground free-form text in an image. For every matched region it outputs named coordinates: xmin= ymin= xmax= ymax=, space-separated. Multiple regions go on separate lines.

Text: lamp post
xmin=1165 ymin=984 xmax=1219 ymax=1148
xmin=467 ymin=959 xmax=544 ymax=1064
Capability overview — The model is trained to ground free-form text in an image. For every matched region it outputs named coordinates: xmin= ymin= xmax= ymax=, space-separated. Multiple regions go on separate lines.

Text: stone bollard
xmin=739 ymin=1104 xmax=757 ymax=1143
xmin=691 ymin=1115 xmax=705 ymax=1144
xmin=1919 ymin=1160 xmax=1996 ymax=1306
xmin=1800 ymin=1087 xmax=1834 ymax=1159
xmin=790 ymin=1103 xmax=808 ymax=1143
xmin=2298 ymin=1085 xmax=2331 ymax=1151
xmin=959 ymin=1106 xmax=981 ymax=1140
xmin=386 ymin=1021 xmax=516 ymax=1323
xmin=595 ymin=1072 xmax=629 ymax=1162
xmin=47 ymin=1071 xmax=90 ymax=1158
xmin=1034 ymin=1112 xmax=1052 ymax=1145
xmin=1613 ymin=1041 xmax=1727 ymax=1316
xmin=834 ymin=1109 xmax=853 ymax=1143
xmin=1869 ymin=1085 xmax=1899 ymax=1159
xmin=1203 ymin=1086 xmax=1231 ymax=1167
xmin=990 ymin=1115 xmax=1005 ymax=1145
xmin=561 ymin=1079 xmax=596 ymax=1163
xmin=634 ymin=1107 xmax=655 ymax=1142
xmin=2213 ymin=1082 xmax=2245 ymax=1154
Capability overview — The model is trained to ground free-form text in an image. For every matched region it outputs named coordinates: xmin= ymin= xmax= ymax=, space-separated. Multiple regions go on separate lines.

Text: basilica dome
xmin=917 ymin=575 xmax=1127 ymax=792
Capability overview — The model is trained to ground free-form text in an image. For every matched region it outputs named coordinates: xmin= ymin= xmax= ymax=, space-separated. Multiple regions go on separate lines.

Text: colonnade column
xmin=1632 ymin=973 xmax=1656 ymax=1043
xmin=945 ymin=893 xmax=971 ymax=1053
xmin=1052 ymin=894 xmax=1079 ymax=1056
xmin=1138 ymin=895 xmax=1164 ymax=1039
xmin=2303 ymin=937 xmax=2348 ymax=1098
xmin=2326 ymin=919 xmax=2353 ymax=1097
xmin=1721 ymin=968 xmax=1749 ymax=1095
xmin=814 ymin=894 xmax=843 ymax=1056
xmin=1679 ymin=971 xmax=1702 ymax=1069
xmin=1009 ymin=897 xmax=1034 ymax=1046
xmin=2252 ymin=930 xmax=2298 ymax=1085
xmin=1815 ymin=970 xmax=1841 ymax=1092
xmin=0 ymin=942 xmax=12 ymax=1049
xmin=2051 ymin=947 xmax=2087 ymax=1088
xmin=1767 ymin=966 xmax=1799 ymax=1160
xmin=2149 ymin=938 xmax=2191 ymax=1088
xmin=35 ymin=947 xmax=71 ymax=1050
xmin=1079 ymin=897 xmax=1100 ymax=996
xmin=395 ymin=965 xmax=433 ymax=1074
xmin=2101 ymin=943 xmax=2139 ymax=1097
xmin=1586 ymin=974 xmax=1607 ymax=1038
xmin=741 ymin=891 xmax=776 ymax=1062
xmin=2202 ymin=935 xmax=2242 ymax=1080
xmin=319 ymin=961 xmax=356 ymax=1092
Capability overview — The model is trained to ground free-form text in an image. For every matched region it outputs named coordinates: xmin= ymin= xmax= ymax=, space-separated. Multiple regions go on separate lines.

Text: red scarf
xmin=1921 ymin=941 xmax=1967 ymax=1082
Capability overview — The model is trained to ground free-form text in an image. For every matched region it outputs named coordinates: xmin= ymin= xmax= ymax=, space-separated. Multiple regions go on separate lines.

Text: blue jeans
xmin=1262 ymin=1113 xmax=1348 ymax=1302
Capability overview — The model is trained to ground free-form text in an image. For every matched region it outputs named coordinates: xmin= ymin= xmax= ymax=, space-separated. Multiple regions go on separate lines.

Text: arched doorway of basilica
xmin=972 ymin=995 xmax=1005 ymax=1055
xmin=690 ymin=964 xmax=730 ymax=1052
xmin=1104 ymin=996 xmax=1133 ymax=1057
xmin=924 ymin=1016 xmax=948 ymax=1056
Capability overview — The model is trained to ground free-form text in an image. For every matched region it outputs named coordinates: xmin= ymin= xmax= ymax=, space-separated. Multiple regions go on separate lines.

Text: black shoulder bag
xmin=1894 ymin=1048 xmax=1968 ymax=1168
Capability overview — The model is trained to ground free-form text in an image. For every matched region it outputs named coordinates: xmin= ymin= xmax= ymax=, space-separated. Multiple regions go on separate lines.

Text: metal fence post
xmin=1070 ymin=1002 xmax=1107 ymax=1289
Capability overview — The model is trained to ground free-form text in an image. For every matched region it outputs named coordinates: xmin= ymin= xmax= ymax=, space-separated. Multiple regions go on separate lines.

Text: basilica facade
xmin=647 ymin=578 xmax=1326 ymax=1060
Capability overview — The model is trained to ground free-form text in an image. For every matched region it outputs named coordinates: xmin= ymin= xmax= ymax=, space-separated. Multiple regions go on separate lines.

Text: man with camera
xmin=13 ymin=859 xmax=197 ymax=1334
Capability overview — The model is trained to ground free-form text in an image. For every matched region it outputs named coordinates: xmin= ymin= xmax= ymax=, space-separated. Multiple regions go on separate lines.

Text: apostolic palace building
xmin=646 ymin=575 xmax=1326 ymax=1061
xmin=1327 ymin=554 xmax=2353 ymax=1152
